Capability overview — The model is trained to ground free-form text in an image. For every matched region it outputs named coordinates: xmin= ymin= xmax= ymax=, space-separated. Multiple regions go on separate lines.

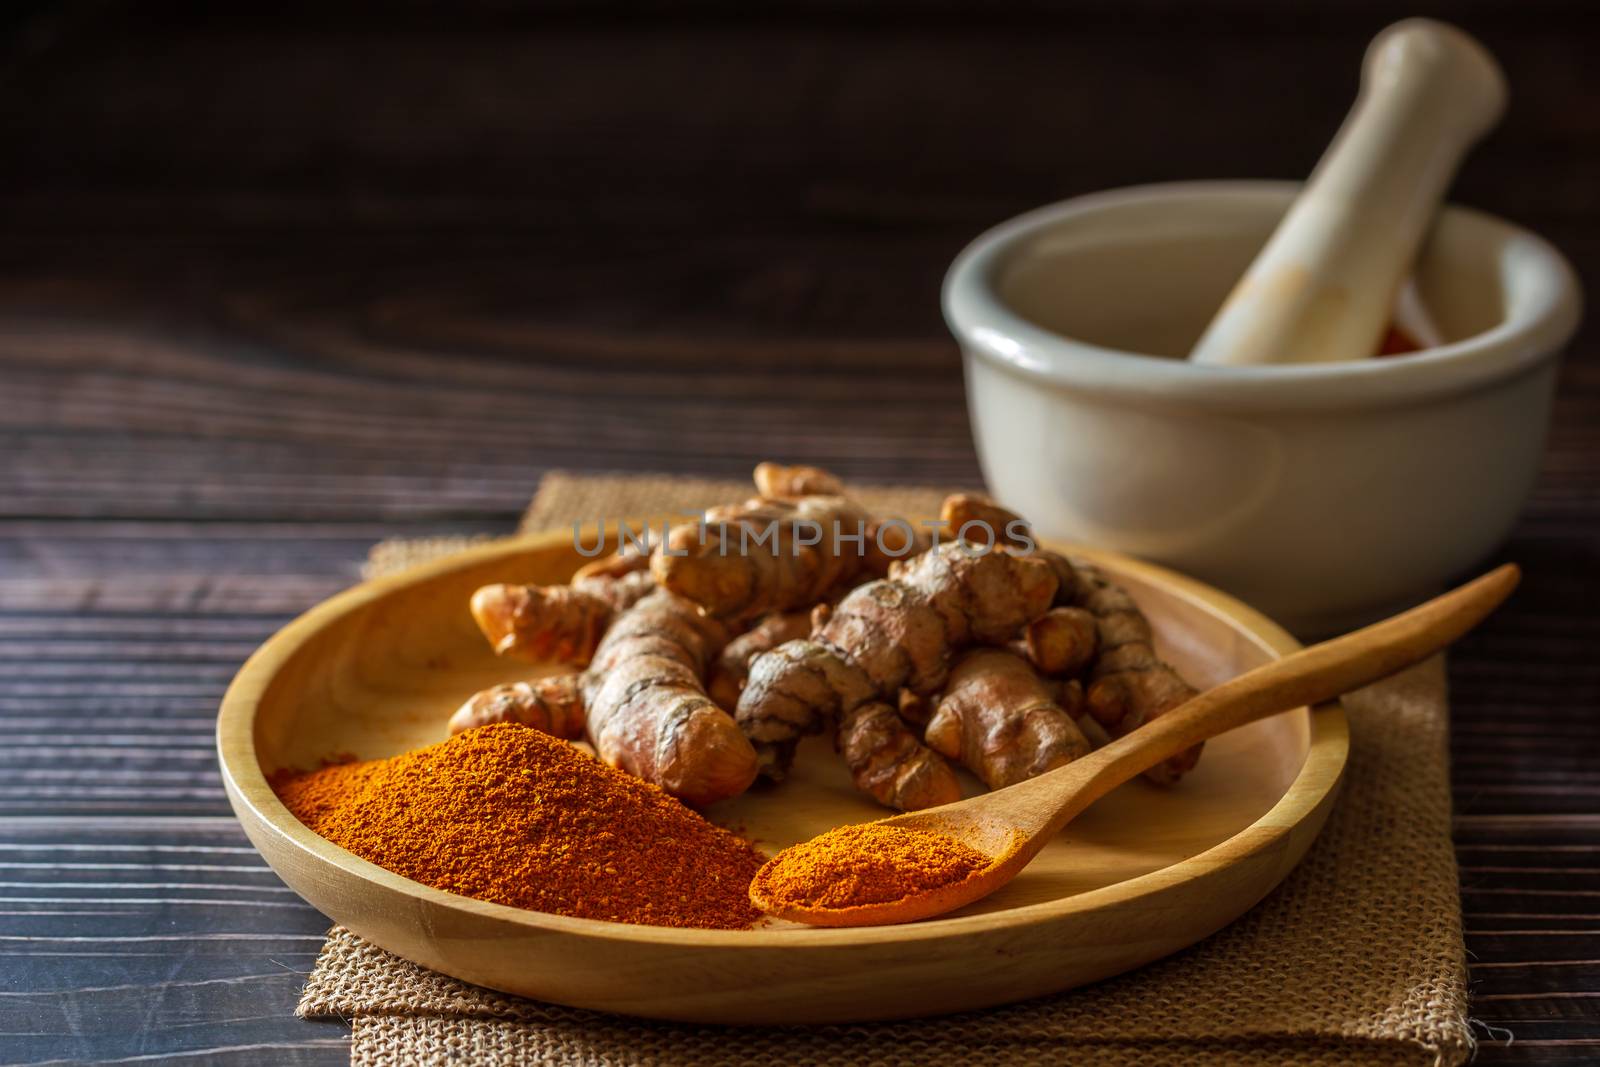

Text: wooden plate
xmin=217 ymin=529 xmax=1348 ymax=1024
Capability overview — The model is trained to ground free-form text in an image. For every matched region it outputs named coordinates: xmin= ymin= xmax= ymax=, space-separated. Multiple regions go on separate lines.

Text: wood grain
xmin=1 ymin=0 xmax=1597 ymax=1061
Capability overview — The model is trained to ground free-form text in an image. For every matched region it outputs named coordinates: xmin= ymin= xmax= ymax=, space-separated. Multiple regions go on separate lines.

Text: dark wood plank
xmin=0 ymin=817 xmax=347 ymax=1066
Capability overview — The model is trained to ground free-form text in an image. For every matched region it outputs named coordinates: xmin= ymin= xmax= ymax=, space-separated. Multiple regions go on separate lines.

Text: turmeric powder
xmin=272 ymin=723 xmax=765 ymax=929
xmin=750 ymin=823 xmax=989 ymax=911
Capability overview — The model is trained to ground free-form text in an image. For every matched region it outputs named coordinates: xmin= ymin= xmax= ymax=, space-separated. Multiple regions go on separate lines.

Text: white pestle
xmin=1189 ymin=19 xmax=1506 ymax=366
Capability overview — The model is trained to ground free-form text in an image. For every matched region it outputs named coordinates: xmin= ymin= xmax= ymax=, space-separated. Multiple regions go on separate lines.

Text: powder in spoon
xmin=751 ymin=823 xmax=990 ymax=911
xmin=271 ymin=722 xmax=766 ymax=930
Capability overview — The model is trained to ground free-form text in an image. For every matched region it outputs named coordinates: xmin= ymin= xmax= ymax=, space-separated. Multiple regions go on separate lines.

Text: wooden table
xmin=2 ymin=4 xmax=1596 ymax=1063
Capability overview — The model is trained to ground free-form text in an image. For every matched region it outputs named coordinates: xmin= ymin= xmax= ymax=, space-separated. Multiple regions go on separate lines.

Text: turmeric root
xmin=1052 ymin=676 xmax=1086 ymax=715
xmin=838 ymin=701 xmax=962 ymax=810
xmin=571 ymin=540 xmax=653 ymax=582
xmin=1040 ymin=677 xmax=1107 ymax=745
xmin=460 ymin=588 xmax=759 ymax=807
xmin=1075 ymin=709 xmax=1114 ymax=749
xmin=736 ymin=541 xmax=1059 ymax=804
xmin=942 ymin=495 xmax=1084 ymax=606
xmin=579 ymin=589 xmax=759 ymax=806
xmin=936 ymin=496 xmax=1194 ymax=781
xmin=706 ymin=609 xmax=814 ymax=710
xmin=934 ymin=493 xmax=1195 ymax=781
xmin=449 ymin=674 xmax=585 ymax=738
xmin=651 ymin=494 xmax=873 ymax=622
xmin=940 ymin=493 xmax=1034 ymax=550
xmin=897 ymin=688 xmax=934 ymax=727
xmin=862 ymin=516 xmax=930 ymax=576
xmin=1019 ymin=606 xmax=1099 ymax=676
xmin=469 ymin=566 xmax=653 ymax=666
xmin=925 ymin=648 xmax=1091 ymax=789
xmin=750 ymin=461 xmax=933 ymax=576
xmin=753 ymin=461 xmax=845 ymax=500
xmin=1072 ymin=561 xmax=1202 ymax=785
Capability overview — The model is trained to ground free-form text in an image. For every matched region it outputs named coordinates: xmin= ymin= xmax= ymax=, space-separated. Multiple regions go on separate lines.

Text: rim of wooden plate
xmin=217 ymin=526 xmax=1349 ymax=949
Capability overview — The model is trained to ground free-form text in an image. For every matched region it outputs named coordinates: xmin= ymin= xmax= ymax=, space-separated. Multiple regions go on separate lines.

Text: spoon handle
xmin=1046 ymin=563 xmax=1520 ymax=834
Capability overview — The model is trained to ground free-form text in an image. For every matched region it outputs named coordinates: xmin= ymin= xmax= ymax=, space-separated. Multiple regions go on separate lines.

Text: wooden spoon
xmin=751 ymin=563 xmax=1519 ymax=927
xmin=1188 ymin=19 xmax=1506 ymax=366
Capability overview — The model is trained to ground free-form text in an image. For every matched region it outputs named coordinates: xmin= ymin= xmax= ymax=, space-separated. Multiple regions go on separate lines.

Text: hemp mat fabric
xmin=303 ymin=471 xmax=1474 ymax=1067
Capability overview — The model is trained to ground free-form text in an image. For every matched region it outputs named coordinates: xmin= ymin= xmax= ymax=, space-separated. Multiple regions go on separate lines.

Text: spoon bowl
xmin=752 ymin=562 xmax=1520 ymax=927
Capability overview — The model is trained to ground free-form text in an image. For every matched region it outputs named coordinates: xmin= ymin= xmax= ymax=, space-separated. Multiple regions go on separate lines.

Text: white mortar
xmin=944 ymin=180 xmax=1581 ymax=634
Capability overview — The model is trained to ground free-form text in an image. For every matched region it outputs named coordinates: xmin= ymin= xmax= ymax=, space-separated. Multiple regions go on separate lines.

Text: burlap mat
xmin=304 ymin=471 xmax=1474 ymax=1067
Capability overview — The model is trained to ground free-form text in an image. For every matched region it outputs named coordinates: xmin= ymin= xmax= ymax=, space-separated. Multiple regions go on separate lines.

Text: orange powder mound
xmin=751 ymin=823 xmax=989 ymax=911
xmin=271 ymin=722 xmax=765 ymax=930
